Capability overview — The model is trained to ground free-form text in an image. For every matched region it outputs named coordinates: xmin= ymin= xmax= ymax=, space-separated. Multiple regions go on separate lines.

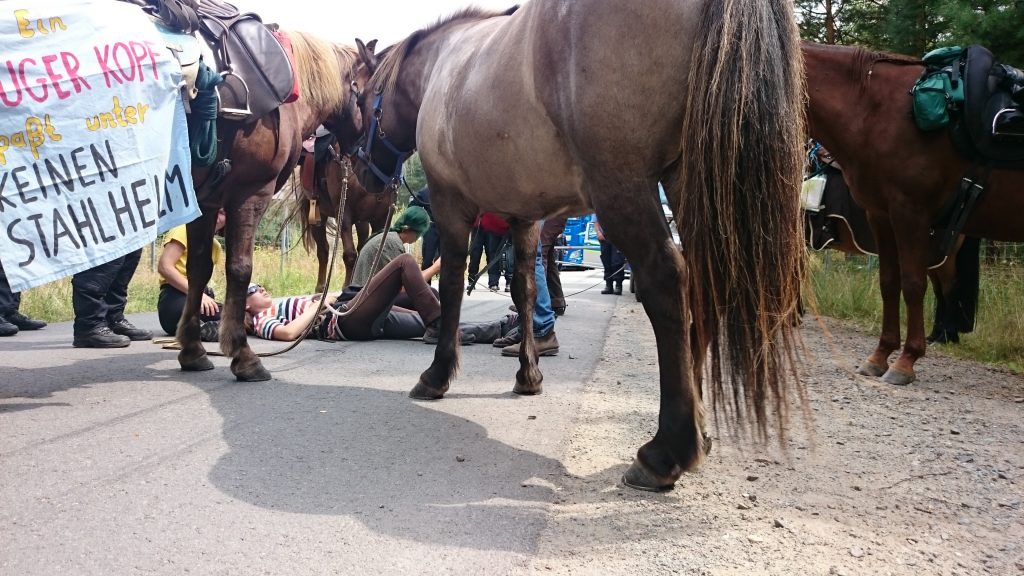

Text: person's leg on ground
xmin=338 ymin=254 xmax=440 ymax=340
xmin=599 ymin=239 xmax=616 ymax=294
xmin=466 ymin=228 xmax=485 ymax=293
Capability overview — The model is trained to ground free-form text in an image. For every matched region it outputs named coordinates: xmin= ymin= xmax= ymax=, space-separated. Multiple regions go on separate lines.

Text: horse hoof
xmin=513 ymin=380 xmax=542 ymax=395
xmin=621 ymin=460 xmax=676 ymax=492
xmin=234 ymin=365 xmax=272 ymax=382
xmin=856 ymin=361 xmax=886 ymax=377
xmin=410 ymin=380 xmax=446 ymax=400
xmin=881 ymin=368 xmax=915 ymax=386
xmin=179 ymin=355 xmax=215 ymax=372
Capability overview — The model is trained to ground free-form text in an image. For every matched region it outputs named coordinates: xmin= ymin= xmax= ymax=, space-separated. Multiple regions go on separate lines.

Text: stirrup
xmin=216 ymin=69 xmax=252 ymax=120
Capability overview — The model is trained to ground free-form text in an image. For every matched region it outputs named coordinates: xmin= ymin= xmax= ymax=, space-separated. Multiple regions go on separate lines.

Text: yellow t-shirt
xmin=158 ymin=224 xmax=225 ymax=286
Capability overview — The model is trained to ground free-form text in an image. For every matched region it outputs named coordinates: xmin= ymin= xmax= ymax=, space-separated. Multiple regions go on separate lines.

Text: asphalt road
xmin=1 ymin=269 xmax=625 ymax=575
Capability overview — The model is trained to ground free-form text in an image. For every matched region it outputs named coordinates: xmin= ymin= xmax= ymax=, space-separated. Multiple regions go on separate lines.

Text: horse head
xmin=352 ymin=36 xmax=417 ymax=196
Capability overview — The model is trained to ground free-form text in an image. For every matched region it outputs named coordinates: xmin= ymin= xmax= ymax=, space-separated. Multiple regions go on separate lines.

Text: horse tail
xmin=953 ymin=236 xmax=981 ymax=333
xmin=677 ymin=0 xmax=806 ymax=438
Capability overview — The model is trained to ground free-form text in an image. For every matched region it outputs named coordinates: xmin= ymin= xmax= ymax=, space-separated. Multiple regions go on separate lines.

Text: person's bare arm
xmin=422 ymin=257 xmax=442 ymax=283
xmin=158 ymin=240 xmax=219 ymax=316
xmin=270 ymin=302 xmax=322 ymax=341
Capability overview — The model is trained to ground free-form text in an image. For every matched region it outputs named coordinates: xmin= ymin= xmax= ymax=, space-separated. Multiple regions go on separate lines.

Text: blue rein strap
xmin=357 ymin=93 xmax=414 ymax=188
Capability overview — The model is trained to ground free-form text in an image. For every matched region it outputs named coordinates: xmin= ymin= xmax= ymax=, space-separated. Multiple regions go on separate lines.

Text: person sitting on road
xmin=157 ymin=208 xmax=226 ymax=342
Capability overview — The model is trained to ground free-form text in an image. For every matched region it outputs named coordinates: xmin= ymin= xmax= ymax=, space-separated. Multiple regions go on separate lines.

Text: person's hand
xmin=200 ymin=293 xmax=220 ymax=317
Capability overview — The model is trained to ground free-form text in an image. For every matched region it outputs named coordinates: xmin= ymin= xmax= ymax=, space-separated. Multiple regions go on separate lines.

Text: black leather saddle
xmin=951 ymin=45 xmax=1024 ymax=169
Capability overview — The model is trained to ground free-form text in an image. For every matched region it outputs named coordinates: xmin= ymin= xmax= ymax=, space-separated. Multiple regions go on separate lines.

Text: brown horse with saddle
xmin=803 ymin=41 xmax=1024 ymax=385
xmin=139 ymin=0 xmax=371 ymax=381
xmin=352 ymin=0 xmax=807 ymax=492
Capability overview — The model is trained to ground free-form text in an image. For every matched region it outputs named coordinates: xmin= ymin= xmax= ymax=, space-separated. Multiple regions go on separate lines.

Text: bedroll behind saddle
xmin=951 ymin=45 xmax=1024 ymax=169
xmin=196 ymin=0 xmax=296 ymax=121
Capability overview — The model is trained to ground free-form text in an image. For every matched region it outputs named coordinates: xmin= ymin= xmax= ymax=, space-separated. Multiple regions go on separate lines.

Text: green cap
xmin=391 ymin=206 xmax=431 ymax=238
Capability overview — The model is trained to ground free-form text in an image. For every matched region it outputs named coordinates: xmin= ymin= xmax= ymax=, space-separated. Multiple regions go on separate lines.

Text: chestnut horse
xmin=293 ymin=147 xmax=391 ymax=292
xmin=804 ymin=158 xmax=981 ymax=344
xmin=175 ymin=31 xmax=368 ymax=381
xmin=354 ymin=0 xmax=806 ymax=491
xmin=803 ymin=42 xmax=1023 ymax=384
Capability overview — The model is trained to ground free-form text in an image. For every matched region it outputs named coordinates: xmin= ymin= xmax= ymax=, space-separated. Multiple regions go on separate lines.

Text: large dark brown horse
xmin=292 ymin=147 xmax=391 ymax=292
xmin=354 ymin=0 xmax=806 ymax=492
xmin=803 ymin=42 xmax=1023 ymax=385
xmin=175 ymin=32 xmax=368 ymax=381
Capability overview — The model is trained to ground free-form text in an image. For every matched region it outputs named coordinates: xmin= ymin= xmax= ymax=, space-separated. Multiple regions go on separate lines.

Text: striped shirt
xmin=251 ymin=297 xmax=314 ymax=340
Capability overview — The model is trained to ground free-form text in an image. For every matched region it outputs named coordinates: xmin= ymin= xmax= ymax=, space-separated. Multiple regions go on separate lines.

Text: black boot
xmin=601 ymin=281 xmax=614 ymax=294
xmin=0 ymin=316 xmax=18 ymax=337
xmin=8 ymin=312 xmax=46 ymax=330
xmin=614 ymin=281 xmax=623 ymax=295
xmin=109 ymin=318 xmax=153 ymax=341
xmin=74 ymin=326 xmax=130 ymax=348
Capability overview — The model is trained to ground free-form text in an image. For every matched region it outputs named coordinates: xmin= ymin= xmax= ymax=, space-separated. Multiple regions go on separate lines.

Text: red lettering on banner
xmin=41 ymin=54 xmax=71 ymax=100
xmin=19 ymin=58 xmax=50 ymax=103
xmin=94 ymin=45 xmax=125 ymax=88
xmin=62 ymin=52 xmax=90 ymax=93
xmin=0 ymin=62 xmax=24 ymax=107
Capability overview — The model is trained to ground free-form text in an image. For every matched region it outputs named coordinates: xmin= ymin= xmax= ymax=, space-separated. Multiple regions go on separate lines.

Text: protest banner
xmin=0 ymin=0 xmax=199 ymax=292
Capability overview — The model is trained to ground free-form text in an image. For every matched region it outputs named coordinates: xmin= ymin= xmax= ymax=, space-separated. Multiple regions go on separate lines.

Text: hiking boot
xmin=74 ymin=326 xmax=130 ymax=348
xmin=501 ymin=330 xmax=559 ymax=357
xmin=8 ymin=312 xmax=46 ymax=330
xmin=423 ymin=323 xmax=476 ymax=345
xmin=109 ymin=318 xmax=153 ymax=341
xmin=0 ymin=316 xmax=18 ymax=337
xmin=492 ymin=324 xmax=521 ymax=347
xmin=199 ymin=320 xmax=220 ymax=342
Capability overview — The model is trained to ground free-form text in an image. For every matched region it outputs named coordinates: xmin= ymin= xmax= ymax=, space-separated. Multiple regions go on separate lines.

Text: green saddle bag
xmin=911 ymin=46 xmax=966 ymax=131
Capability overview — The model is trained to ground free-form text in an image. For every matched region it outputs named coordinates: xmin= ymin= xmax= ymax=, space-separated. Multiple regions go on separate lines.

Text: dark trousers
xmin=335 ymin=253 xmax=441 ymax=340
xmin=420 ymin=224 xmax=441 ymax=270
xmin=600 ymin=239 xmax=626 ymax=284
xmin=0 ymin=262 xmax=21 ymax=317
xmin=157 ymin=284 xmax=221 ymax=336
xmin=467 ymin=228 xmax=506 ymax=288
xmin=539 ymin=217 xmax=567 ymax=309
xmin=72 ymin=248 xmax=142 ymax=335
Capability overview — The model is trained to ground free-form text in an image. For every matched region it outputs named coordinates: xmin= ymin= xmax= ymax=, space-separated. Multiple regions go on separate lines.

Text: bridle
xmin=355 ymin=89 xmax=415 ymax=190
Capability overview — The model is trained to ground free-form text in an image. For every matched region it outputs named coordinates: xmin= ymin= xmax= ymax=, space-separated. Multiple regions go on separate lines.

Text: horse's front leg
xmin=177 ymin=207 xmax=219 ymax=372
xmin=413 ymin=213 xmax=473 ymax=399
xmin=508 ymin=221 xmax=543 ymax=395
xmin=221 ymin=193 xmax=272 ymax=381
xmin=884 ymin=211 xmax=932 ymax=385
xmin=858 ymin=212 xmax=901 ymax=377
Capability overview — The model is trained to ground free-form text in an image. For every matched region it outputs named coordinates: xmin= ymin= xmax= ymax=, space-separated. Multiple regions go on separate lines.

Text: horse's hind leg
xmin=591 ymin=184 xmax=704 ymax=491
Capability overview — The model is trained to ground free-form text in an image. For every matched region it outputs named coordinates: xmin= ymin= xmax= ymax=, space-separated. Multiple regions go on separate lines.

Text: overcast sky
xmin=233 ymin=0 xmax=518 ymax=47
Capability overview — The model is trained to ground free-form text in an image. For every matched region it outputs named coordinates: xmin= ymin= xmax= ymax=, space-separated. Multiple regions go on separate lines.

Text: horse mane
xmin=285 ymin=30 xmax=360 ymax=115
xmin=370 ymin=7 xmax=518 ymax=101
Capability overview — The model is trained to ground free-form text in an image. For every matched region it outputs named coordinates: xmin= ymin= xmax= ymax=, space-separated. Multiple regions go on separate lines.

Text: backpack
xmin=911 ymin=46 xmax=966 ymax=131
